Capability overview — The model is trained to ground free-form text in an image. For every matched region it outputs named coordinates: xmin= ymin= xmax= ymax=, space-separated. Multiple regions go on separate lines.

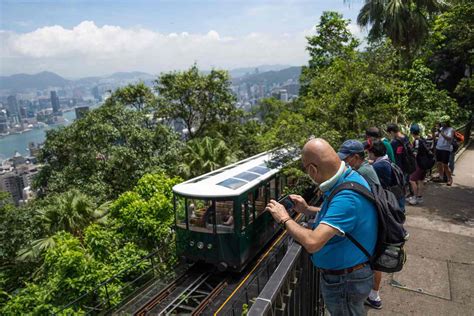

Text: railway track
xmin=133 ymin=267 xmax=228 ymax=316
xmin=133 ymin=214 xmax=302 ymax=315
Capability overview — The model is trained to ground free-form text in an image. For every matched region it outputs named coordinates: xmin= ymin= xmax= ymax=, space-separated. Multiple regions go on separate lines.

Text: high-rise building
xmin=279 ymin=89 xmax=289 ymax=102
xmin=0 ymin=109 xmax=8 ymax=133
xmin=50 ymin=91 xmax=60 ymax=113
xmin=92 ymin=86 xmax=101 ymax=101
xmin=0 ymin=172 xmax=25 ymax=206
xmin=7 ymin=95 xmax=18 ymax=117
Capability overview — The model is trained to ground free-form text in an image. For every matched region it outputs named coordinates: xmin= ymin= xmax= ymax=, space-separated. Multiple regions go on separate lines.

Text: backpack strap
xmin=326 ymin=181 xmax=376 ymax=261
xmin=326 ymin=181 xmax=375 ymax=204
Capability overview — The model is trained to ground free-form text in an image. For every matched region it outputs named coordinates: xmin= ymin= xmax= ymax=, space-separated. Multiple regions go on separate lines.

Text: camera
xmin=278 ymin=195 xmax=295 ymax=211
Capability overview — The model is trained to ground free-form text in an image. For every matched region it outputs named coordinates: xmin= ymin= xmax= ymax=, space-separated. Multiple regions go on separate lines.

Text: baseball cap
xmin=337 ymin=140 xmax=365 ymax=160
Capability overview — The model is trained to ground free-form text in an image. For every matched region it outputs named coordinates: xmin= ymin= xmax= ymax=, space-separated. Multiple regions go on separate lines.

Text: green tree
xmin=155 ymin=64 xmax=237 ymax=139
xmin=0 ymin=193 xmax=43 ymax=298
xmin=179 ymin=136 xmax=237 ymax=178
xmin=300 ymin=11 xmax=359 ymax=96
xmin=357 ymin=0 xmax=444 ymax=56
xmin=35 ymin=84 xmax=181 ymax=201
xmin=423 ymin=1 xmax=473 ymax=108
xmin=17 ymin=189 xmax=98 ymax=261
xmin=110 ymin=172 xmax=181 ymax=268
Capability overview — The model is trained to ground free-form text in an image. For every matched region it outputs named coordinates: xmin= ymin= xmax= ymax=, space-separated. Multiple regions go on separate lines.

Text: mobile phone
xmin=279 ymin=195 xmax=295 ymax=211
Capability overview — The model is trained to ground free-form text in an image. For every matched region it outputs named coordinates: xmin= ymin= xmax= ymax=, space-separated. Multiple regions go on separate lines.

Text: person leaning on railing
xmin=266 ymin=138 xmax=378 ymax=316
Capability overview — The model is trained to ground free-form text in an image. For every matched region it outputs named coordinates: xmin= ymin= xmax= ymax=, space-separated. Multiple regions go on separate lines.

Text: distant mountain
xmin=0 ymin=71 xmax=71 ymax=90
xmin=229 ymin=65 xmax=294 ymax=78
xmin=233 ymin=66 xmax=302 ymax=86
xmin=107 ymin=71 xmax=154 ymax=80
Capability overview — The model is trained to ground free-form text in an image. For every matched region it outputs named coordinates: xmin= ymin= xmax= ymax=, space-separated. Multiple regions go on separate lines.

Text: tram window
xmin=175 ymin=195 xmax=186 ymax=228
xmin=279 ymin=175 xmax=287 ymax=198
xmin=269 ymin=178 xmax=277 ymax=200
xmin=255 ymin=185 xmax=266 ymax=216
xmin=248 ymin=191 xmax=255 ymax=223
xmin=188 ymin=199 xmax=214 ymax=233
xmin=215 ymin=201 xmax=234 ymax=233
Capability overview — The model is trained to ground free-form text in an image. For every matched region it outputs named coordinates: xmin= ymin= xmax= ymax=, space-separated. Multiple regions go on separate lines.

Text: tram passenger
xmin=266 ymin=138 xmax=378 ymax=316
xmin=222 ymin=209 xmax=234 ymax=226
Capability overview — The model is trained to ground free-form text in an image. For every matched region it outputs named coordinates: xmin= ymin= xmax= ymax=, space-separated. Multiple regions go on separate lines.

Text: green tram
xmin=173 ymin=150 xmax=293 ymax=272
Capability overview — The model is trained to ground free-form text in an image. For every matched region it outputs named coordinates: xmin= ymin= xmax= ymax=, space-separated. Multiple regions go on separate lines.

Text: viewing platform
xmin=367 ymin=141 xmax=474 ymax=315
xmin=249 ymin=135 xmax=474 ymax=315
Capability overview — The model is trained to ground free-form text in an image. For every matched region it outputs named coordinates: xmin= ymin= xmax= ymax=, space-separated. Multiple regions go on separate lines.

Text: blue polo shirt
xmin=311 ymin=167 xmax=378 ymax=269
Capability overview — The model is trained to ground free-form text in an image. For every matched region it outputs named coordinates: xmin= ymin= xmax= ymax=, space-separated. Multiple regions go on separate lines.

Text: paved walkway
xmin=368 ymin=142 xmax=474 ymax=315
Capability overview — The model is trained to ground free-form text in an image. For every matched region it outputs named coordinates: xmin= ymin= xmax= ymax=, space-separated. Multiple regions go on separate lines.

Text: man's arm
xmin=265 ymin=199 xmax=337 ymax=253
xmin=284 ymin=220 xmax=338 ymax=253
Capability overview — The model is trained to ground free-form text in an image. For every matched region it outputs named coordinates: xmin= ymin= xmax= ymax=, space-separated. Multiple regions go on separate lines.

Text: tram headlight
xmin=197 ymin=241 xmax=204 ymax=249
xmin=189 ymin=240 xmax=195 ymax=247
xmin=207 ymin=243 xmax=213 ymax=250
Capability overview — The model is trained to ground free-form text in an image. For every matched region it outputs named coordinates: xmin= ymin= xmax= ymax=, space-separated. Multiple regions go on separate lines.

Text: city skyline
xmin=0 ymin=0 xmax=365 ymax=78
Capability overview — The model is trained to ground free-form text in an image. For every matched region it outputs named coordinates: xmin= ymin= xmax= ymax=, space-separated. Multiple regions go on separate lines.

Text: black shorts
xmin=436 ymin=149 xmax=451 ymax=164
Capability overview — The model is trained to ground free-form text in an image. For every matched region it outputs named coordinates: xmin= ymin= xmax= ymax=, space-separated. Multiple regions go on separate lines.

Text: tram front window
xmin=187 ymin=199 xmax=214 ymax=233
xmin=185 ymin=199 xmax=235 ymax=233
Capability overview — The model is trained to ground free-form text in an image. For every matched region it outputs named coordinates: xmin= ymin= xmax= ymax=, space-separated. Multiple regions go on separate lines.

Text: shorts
xmin=410 ymin=166 xmax=426 ymax=181
xmin=436 ymin=149 xmax=451 ymax=164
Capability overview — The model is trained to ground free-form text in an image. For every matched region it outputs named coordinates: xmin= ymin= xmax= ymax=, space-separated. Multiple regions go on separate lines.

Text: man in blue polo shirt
xmin=266 ymin=138 xmax=378 ymax=316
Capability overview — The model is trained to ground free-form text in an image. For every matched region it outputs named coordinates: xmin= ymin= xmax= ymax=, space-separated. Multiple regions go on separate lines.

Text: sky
xmin=0 ymin=0 xmax=365 ymax=78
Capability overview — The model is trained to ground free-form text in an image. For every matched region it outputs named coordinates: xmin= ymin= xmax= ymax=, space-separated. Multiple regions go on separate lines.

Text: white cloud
xmin=0 ymin=20 xmax=368 ymax=77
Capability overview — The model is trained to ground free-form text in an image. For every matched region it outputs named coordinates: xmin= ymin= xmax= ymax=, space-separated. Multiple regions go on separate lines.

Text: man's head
xmin=386 ymin=123 xmax=400 ymax=138
xmin=410 ymin=123 xmax=421 ymax=137
xmin=302 ymin=138 xmax=341 ymax=185
xmin=365 ymin=127 xmax=381 ymax=142
xmin=367 ymin=140 xmax=387 ymax=160
xmin=337 ymin=140 xmax=365 ymax=170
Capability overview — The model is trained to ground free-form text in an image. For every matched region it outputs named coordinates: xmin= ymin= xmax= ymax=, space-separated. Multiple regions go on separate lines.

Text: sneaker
xmin=417 ymin=196 xmax=424 ymax=204
xmin=365 ymin=297 xmax=383 ymax=309
xmin=408 ymin=196 xmax=418 ymax=205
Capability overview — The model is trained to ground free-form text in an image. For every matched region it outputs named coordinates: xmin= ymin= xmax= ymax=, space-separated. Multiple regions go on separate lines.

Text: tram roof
xmin=172 ymin=149 xmax=295 ymax=198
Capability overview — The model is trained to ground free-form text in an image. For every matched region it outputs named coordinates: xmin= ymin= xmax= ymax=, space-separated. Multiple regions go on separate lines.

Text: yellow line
xmin=213 ymin=214 xmax=301 ymax=315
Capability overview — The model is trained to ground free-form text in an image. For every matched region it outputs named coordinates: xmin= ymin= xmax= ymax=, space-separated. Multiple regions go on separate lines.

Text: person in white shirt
xmin=435 ymin=115 xmax=454 ymax=186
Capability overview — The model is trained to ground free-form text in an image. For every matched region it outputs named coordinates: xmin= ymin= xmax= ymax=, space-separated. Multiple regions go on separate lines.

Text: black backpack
xmin=416 ymin=138 xmax=436 ymax=170
xmin=395 ymin=137 xmax=416 ymax=174
xmin=327 ymin=181 xmax=407 ymax=273
xmin=378 ymin=159 xmax=406 ymax=201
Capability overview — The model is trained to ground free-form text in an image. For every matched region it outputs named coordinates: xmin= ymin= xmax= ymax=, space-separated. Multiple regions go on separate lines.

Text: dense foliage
xmin=1 ymin=2 xmax=472 ymax=314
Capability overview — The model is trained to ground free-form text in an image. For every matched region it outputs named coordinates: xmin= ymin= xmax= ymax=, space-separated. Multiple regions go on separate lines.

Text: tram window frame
xmin=214 ymin=199 xmax=236 ymax=234
xmin=253 ymin=183 xmax=267 ymax=217
xmin=269 ymin=177 xmax=277 ymax=201
xmin=174 ymin=195 xmax=188 ymax=229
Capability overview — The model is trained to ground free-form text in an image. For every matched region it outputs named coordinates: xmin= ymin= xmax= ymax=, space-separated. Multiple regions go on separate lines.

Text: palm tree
xmin=17 ymin=190 xmax=108 ymax=260
xmin=356 ymin=0 xmax=444 ymax=54
xmin=180 ymin=137 xmax=237 ymax=178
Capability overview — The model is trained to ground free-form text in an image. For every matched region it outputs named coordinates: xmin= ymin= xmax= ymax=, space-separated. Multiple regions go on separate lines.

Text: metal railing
xmin=248 ymin=241 xmax=324 ymax=316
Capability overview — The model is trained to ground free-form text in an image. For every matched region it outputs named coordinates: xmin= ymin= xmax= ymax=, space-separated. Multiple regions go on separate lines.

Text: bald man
xmin=266 ymin=138 xmax=378 ymax=315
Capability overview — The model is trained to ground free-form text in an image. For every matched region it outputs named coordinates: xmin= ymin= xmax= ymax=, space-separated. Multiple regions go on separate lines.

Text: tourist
xmin=386 ymin=123 xmax=415 ymax=196
xmin=265 ymin=138 xmax=377 ymax=316
xmin=365 ymin=127 xmax=395 ymax=163
xmin=337 ymin=139 xmax=380 ymax=186
xmin=434 ymin=116 xmax=454 ymax=186
xmin=408 ymin=124 xmax=427 ymax=205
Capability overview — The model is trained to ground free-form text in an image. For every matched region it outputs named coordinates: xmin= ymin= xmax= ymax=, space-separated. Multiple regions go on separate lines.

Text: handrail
xmin=249 ymin=242 xmax=302 ymax=314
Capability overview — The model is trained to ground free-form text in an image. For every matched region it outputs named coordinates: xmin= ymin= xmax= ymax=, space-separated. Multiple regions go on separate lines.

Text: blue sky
xmin=0 ymin=0 xmax=365 ymax=77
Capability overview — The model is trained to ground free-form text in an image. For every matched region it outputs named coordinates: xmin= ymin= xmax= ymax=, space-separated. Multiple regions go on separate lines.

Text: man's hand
xmin=288 ymin=194 xmax=308 ymax=214
xmin=265 ymin=200 xmax=290 ymax=223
